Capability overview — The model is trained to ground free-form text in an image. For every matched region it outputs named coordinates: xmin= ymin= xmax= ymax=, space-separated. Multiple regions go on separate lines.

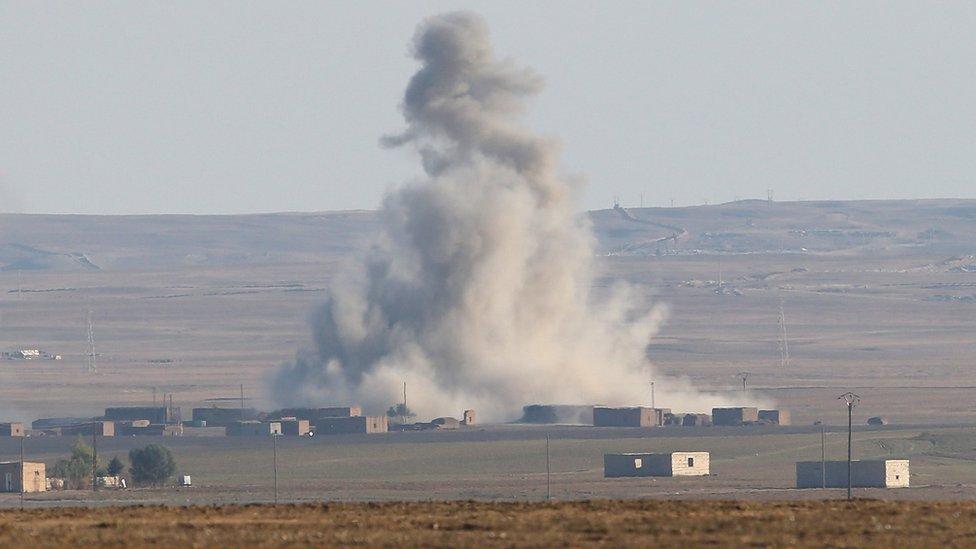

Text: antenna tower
xmin=778 ymin=299 xmax=791 ymax=368
xmin=86 ymin=309 xmax=96 ymax=374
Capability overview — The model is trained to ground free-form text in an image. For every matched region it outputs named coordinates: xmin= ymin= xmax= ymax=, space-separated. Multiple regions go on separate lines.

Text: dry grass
xmin=2 ymin=500 xmax=976 ymax=547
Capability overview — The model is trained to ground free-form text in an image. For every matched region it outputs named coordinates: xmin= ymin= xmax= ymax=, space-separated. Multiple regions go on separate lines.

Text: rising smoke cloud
xmin=272 ymin=12 xmax=749 ymax=421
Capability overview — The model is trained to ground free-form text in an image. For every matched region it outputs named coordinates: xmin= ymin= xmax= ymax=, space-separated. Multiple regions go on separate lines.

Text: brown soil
xmin=2 ymin=499 xmax=975 ymax=547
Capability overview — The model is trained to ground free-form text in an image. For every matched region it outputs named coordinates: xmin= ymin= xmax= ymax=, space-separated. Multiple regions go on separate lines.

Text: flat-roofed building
xmin=226 ymin=421 xmax=282 ymax=436
xmin=0 ymin=423 xmax=25 ymax=437
xmin=0 ymin=461 xmax=46 ymax=493
xmin=796 ymin=460 xmax=909 ymax=488
xmin=604 ymin=452 xmax=710 ymax=477
xmin=192 ymin=407 xmax=261 ymax=426
xmin=681 ymin=413 xmax=712 ymax=427
xmin=104 ymin=406 xmax=180 ymax=424
xmin=61 ymin=421 xmax=114 ymax=437
xmin=314 ymin=415 xmax=388 ymax=435
xmin=758 ymin=409 xmax=790 ymax=425
xmin=274 ymin=407 xmax=362 ymax=421
xmin=711 ymin=407 xmax=759 ymax=426
xmin=593 ymin=407 xmax=670 ymax=427
xmin=519 ymin=404 xmax=594 ymax=425
xmin=280 ymin=418 xmax=310 ymax=436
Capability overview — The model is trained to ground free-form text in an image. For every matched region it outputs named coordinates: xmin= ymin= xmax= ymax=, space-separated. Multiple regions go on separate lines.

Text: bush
xmin=129 ymin=444 xmax=176 ymax=486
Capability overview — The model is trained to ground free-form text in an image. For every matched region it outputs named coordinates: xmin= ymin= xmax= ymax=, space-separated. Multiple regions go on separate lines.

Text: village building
xmin=711 ymin=407 xmax=759 ymax=426
xmin=104 ymin=406 xmax=180 ymax=425
xmin=61 ymin=421 xmax=115 ymax=437
xmin=0 ymin=423 xmax=25 ymax=437
xmin=758 ymin=409 xmax=790 ymax=425
xmin=192 ymin=407 xmax=261 ymax=426
xmin=593 ymin=407 xmax=670 ymax=427
xmin=519 ymin=404 xmax=594 ymax=425
xmin=604 ymin=452 xmax=710 ymax=477
xmin=796 ymin=460 xmax=909 ymax=488
xmin=280 ymin=418 xmax=310 ymax=436
xmin=226 ymin=421 xmax=282 ymax=436
xmin=314 ymin=415 xmax=388 ymax=435
xmin=0 ymin=462 xmax=46 ymax=493
xmin=681 ymin=413 xmax=712 ymax=427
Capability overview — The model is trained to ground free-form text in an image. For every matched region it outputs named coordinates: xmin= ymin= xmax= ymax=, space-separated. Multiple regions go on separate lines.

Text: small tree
xmin=107 ymin=455 xmax=125 ymax=477
xmin=386 ymin=403 xmax=416 ymax=424
xmin=128 ymin=444 xmax=176 ymax=486
xmin=51 ymin=437 xmax=97 ymax=489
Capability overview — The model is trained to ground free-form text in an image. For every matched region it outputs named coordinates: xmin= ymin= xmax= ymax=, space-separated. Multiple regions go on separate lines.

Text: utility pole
xmin=778 ymin=299 xmax=791 ymax=368
xmin=545 ymin=434 xmax=551 ymax=501
xmin=20 ymin=435 xmax=25 ymax=509
xmin=91 ymin=420 xmax=98 ymax=492
xmin=737 ymin=372 xmax=750 ymax=392
xmin=650 ymin=381 xmax=655 ymax=410
xmin=821 ymin=423 xmax=826 ymax=489
xmin=839 ymin=392 xmax=860 ymax=501
xmin=272 ymin=433 xmax=279 ymax=504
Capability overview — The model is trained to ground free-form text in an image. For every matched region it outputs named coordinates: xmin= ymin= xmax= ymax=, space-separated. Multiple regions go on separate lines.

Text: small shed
xmin=0 ymin=461 xmax=46 ymax=493
xmin=604 ymin=452 xmax=710 ymax=477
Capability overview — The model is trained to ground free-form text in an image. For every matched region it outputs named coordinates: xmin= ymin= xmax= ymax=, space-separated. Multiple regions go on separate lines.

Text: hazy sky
xmin=2 ymin=2 xmax=974 ymax=214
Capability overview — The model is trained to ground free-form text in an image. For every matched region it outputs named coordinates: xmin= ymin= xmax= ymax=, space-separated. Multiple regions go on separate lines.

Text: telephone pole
xmin=545 ymin=433 xmax=551 ymax=501
xmin=839 ymin=392 xmax=860 ymax=500
xmin=737 ymin=372 xmax=750 ymax=392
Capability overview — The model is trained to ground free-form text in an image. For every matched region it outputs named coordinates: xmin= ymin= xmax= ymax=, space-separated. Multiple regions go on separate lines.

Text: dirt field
xmin=3 ymin=425 xmax=975 ymax=506
xmin=2 ymin=500 xmax=975 ymax=547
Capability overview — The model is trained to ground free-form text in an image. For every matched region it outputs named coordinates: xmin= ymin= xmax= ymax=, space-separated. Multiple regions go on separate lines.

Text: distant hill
xmin=1 ymin=199 xmax=974 ymax=271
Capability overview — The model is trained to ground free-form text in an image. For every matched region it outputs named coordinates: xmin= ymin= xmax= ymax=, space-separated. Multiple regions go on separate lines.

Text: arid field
xmin=2 ymin=500 xmax=976 ymax=547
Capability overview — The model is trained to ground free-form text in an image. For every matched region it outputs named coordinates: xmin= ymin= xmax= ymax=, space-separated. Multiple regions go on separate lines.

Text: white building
xmin=604 ymin=452 xmax=710 ymax=477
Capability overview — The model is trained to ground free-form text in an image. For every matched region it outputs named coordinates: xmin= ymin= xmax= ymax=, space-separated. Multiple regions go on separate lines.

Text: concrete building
xmin=280 ymin=418 xmax=310 ymax=436
xmin=604 ymin=452 xmax=710 ymax=477
xmin=681 ymin=413 xmax=712 ymax=427
xmin=0 ymin=423 xmax=25 ymax=437
xmin=0 ymin=461 xmax=46 ymax=493
xmin=593 ymin=407 xmax=670 ymax=427
xmin=226 ymin=421 xmax=282 ymax=436
xmin=796 ymin=460 xmax=909 ymax=488
xmin=314 ymin=415 xmax=388 ymax=435
xmin=519 ymin=404 xmax=594 ymax=425
xmin=104 ymin=406 xmax=180 ymax=424
xmin=275 ymin=407 xmax=362 ymax=421
xmin=61 ymin=421 xmax=115 ymax=437
xmin=758 ymin=409 xmax=790 ymax=425
xmin=462 ymin=410 xmax=476 ymax=426
xmin=712 ymin=407 xmax=759 ymax=426
xmin=192 ymin=407 xmax=261 ymax=426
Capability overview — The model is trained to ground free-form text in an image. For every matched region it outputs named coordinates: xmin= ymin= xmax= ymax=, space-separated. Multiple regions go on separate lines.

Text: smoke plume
xmin=273 ymin=12 xmax=746 ymax=420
